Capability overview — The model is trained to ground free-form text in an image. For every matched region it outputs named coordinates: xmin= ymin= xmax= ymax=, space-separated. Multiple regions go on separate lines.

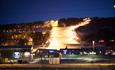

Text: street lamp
xmin=92 ymin=40 xmax=95 ymax=51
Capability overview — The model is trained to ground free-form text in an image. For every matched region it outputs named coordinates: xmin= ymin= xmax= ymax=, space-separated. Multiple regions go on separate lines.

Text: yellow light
xmin=50 ymin=20 xmax=58 ymax=27
xmin=47 ymin=18 xmax=91 ymax=50
xmin=48 ymin=38 xmax=60 ymax=50
xmin=66 ymin=26 xmax=79 ymax=44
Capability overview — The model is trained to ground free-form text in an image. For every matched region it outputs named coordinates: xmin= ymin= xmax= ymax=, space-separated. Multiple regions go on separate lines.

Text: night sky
xmin=0 ymin=0 xmax=115 ymax=24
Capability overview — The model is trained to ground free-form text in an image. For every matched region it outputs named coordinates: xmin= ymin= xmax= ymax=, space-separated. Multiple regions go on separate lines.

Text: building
xmin=0 ymin=45 xmax=32 ymax=63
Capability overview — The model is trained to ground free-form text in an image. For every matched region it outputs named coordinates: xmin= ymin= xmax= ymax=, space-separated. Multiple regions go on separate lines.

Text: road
xmin=47 ymin=26 xmax=79 ymax=50
xmin=47 ymin=18 xmax=91 ymax=50
xmin=31 ymin=18 xmax=91 ymax=52
xmin=0 ymin=63 xmax=115 ymax=68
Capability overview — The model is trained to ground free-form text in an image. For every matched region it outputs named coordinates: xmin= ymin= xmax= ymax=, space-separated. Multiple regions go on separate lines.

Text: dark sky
xmin=0 ymin=0 xmax=115 ymax=24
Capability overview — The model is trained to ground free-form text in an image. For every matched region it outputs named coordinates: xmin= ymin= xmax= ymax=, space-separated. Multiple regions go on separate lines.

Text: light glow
xmin=50 ymin=20 xmax=58 ymax=27
xmin=13 ymin=52 xmax=21 ymax=59
xmin=114 ymin=5 xmax=115 ymax=8
xmin=24 ymin=52 xmax=31 ymax=57
xmin=47 ymin=18 xmax=91 ymax=50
